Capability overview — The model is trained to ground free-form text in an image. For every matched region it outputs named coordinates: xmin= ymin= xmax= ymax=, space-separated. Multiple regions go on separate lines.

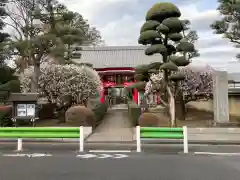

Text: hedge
xmin=91 ymin=102 xmax=108 ymax=128
xmin=0 ymin=105 xmax=13 ymax=127
xmin=127 ymin=101 xmax=141 ymax=126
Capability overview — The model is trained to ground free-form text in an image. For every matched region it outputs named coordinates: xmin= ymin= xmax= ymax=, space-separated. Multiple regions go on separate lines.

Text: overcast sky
xmin=23 ymin=0 xmax=240 ymax=72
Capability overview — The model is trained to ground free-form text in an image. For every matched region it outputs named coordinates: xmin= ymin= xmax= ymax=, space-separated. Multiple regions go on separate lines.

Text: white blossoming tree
xmin=19 ymin=63 xmax=102 ymax=108
xmin=145 ymin=65 xmax=213 ymax=103
xmin=143 ymin=64 xmax=213 ymax=121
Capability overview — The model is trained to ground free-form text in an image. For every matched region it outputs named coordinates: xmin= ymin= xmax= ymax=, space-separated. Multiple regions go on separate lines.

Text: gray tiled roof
xmin=75 ymin=46 xmax=162 ymax=68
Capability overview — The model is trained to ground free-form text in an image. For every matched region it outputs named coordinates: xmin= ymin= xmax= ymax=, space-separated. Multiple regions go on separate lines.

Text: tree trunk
xmin=31 ymin=63 xmax=40 ymax=92
xmin=83 ymin=99 xmax=88 ymax=107
xmin=179 ymin=92 xmax=186 ymax=120
xmin=166 ymin=85 xmax=176 ymax=127
xmin=142 ymin=95 xmax=149 ymax=112
xmin=175 ymin=92 xmax=186 ymax=121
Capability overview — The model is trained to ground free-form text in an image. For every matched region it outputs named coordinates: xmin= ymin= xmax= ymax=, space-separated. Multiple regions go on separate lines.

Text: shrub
xmin=0 ymin=105 xmax=13 ymax=127
xmin=127 ymin=101 xmax=141 ymax=126
xmin=64 ymin=102 xmax=108 ymax=129
xmin=0 ymin=65 xmax=20 ymax=102
xmin=38 ymin=103 xmax=55 ymax=119
xmin=0 ymin=65 xmax=18 ymax=85
xmin=138 ymin=112 xmax=160 ymax=127
xmin=65 ymin=105 xmax=96 ymax=127
xmin=0 ymin=80 xmax=21 ymax=93
xmin=92 ymin=102 xmax=108 ymax=128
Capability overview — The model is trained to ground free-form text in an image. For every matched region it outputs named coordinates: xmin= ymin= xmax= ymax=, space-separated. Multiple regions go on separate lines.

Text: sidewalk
xmin=86 ymin=108 xmax=134 ymax=142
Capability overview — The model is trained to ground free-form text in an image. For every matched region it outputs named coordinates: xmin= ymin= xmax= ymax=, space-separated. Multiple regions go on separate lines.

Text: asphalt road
xmin=0 ymin=152 xmax=240 ymax=180
xmin=1 ymin=141 xmax=240 ymax=154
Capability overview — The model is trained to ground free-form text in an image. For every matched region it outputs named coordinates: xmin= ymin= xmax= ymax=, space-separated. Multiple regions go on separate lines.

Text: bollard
xmin=79 ymin=126 xmax=84 ymax=152
xmin=136 ymin=126 xmax=141 ymax=152
xmin=183 ymin=126 xmax=188 ymax=153
xmin=17 ymin=138 xmax=23 ymax=151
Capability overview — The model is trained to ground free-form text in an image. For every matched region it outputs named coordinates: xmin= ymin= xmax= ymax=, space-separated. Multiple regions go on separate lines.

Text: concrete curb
xmin=141 ymin=139 xmax=240 ymax=145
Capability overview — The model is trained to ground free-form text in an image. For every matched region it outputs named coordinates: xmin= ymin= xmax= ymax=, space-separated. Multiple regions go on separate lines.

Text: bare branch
xmin=5 ymin=5 xmax=25 ymax=39
xmin=230 ymin=38 xmax=240 ymax=44
xmin=4 ymin=22 xmax=23 ymax=40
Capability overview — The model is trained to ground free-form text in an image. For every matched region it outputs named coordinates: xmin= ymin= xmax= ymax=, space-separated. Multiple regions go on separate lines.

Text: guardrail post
xmin=17 ymin=138 xmax=23 ymax=151
xmin=136 ymin=126 xmax=141 ymax=152
xmin=79 ymin=126 xmax=84 ymax=152
xmin=183 ymin=126 xmax=188 ymax=153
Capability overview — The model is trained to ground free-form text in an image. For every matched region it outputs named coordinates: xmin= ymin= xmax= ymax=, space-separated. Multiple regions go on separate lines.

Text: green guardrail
xmin=136 ymin=126 xmax=188 ymax=153
xmin=0 ymin=127 xmax=84 ymax=152
xmin=140 ymin=127 xmax=184 ymax=139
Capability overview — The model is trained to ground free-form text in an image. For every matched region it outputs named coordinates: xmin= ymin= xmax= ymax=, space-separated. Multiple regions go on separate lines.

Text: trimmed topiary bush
xmin=0 ymin=65 xmax=18 ymax=85
xmin=138 ymin=112 xmax=160 ymax=127
xmin=0 ymin=80 xmax=21 ymax=93
xmin=64 ymin=102 xmax=108 ymax=129
xmin=146 ymin=2 xmax=181 ymax=22
xmin=0 ymin=65 xmax=21 ymax=102
xmin=38 ymin=103 xmax=55 ymax=120
xmin=65 ymin=105 xmax=96 ymax=127
xmin=92 ymin=102 xmax=108 ymax=128
xmin=127 ymin=101 xmax=141 ymax=126
xmin=0 ymin=105 xmax=13 ymax=127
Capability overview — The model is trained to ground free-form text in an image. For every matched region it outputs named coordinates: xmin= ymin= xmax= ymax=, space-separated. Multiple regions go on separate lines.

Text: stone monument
xmin=213 ymin=70 xmax=229 ymax=125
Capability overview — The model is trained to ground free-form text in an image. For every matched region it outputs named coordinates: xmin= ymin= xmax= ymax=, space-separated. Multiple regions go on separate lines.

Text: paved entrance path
xmin=86 ymin=106 xmax=133 ymax=142
xmin=110 ymin=104 xmax=128 ymax=110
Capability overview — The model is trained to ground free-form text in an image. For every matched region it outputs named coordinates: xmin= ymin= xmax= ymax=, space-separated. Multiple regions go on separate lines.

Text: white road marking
xmin=29 ymin=153 xmax=52 ymax=157
xmin=76 ymin=154 xmax=96 ymax=158
xmin=98 ymin=154 xmax=113 ymax=159
xmin=76 ymin=153 xmax=129 ymax=159
xmin=89 ymin=150 xmax=131 ymax=153
xmin=194 ymin=152 xmax=240 ymax=156
xmin=3 ymin=153 xmax=52 ymax=157
xmin=113 ymin=154 xmax=129 ymax=159
xmin=3 ymin=153 xmax=26 ymax=157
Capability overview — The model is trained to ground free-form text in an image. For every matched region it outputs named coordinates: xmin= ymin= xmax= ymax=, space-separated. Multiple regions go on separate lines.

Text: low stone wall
xmin=187 ymin=127 xmax=240 ymax=142
xmin=187 ymin=95 xmax=240 ymax=117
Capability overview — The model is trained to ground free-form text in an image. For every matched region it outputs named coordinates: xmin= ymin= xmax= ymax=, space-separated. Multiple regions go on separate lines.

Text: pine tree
xmin=211 ymin=0 xmax=240 ymax=58
xmin=0 ymin=0 xmax=10 ymax=64
xmin=5 ymin=0 xmax=103 ymax=92
xmin=134 ymin=2 xmax=195 ymax=126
